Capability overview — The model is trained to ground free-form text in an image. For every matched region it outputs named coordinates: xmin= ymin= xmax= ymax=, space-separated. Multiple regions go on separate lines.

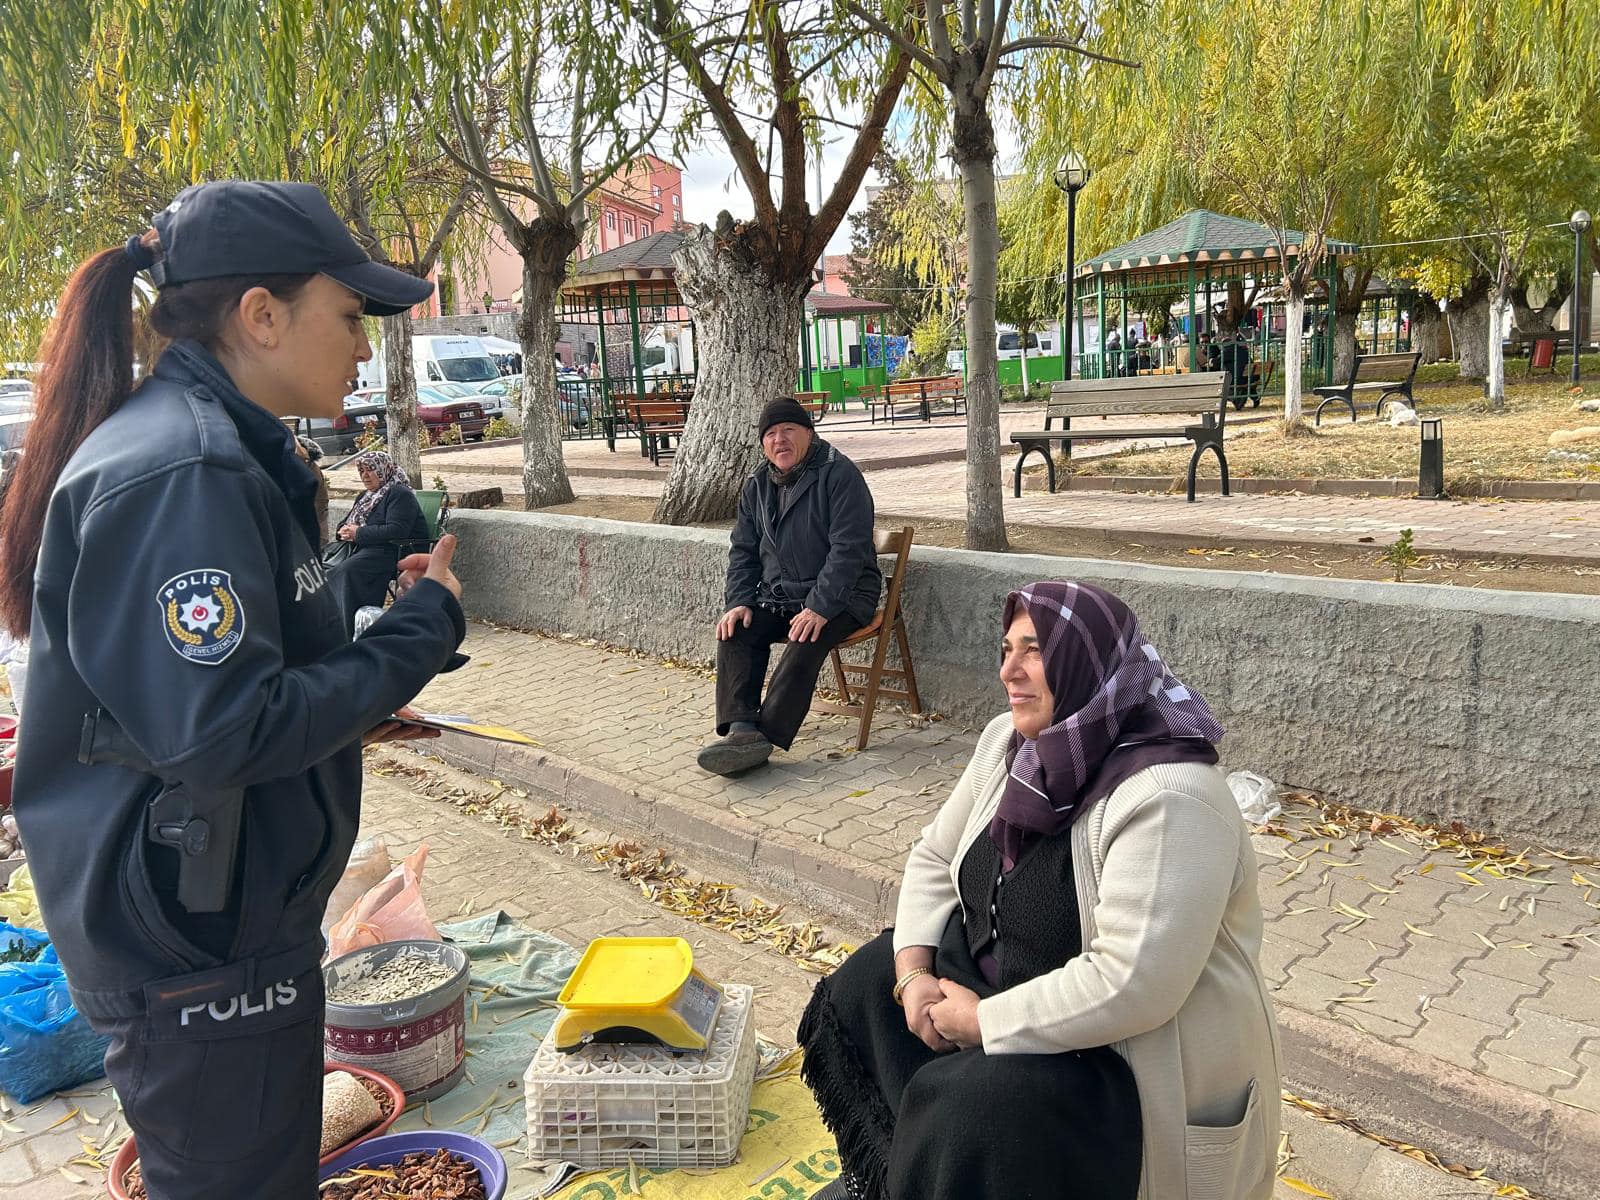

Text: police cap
xmin=149 ymin=181 xmax=434 ymax=317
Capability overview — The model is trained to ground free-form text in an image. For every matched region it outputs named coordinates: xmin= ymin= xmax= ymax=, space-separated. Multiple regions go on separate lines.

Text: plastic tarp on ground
xmin=416 ymin=914 xmax=838 ymax=1199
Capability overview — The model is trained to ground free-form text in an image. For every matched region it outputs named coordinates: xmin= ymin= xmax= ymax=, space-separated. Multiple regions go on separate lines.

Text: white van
xmin=413 ymin=336 xmax=502 ymax=387
xmin=995 ymin=325 xmax=1057 ymax=360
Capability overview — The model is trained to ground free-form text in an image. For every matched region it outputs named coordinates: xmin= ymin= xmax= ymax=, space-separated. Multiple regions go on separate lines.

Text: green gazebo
xmin=800 ymin=289 xmax=896 ymax=409
xmin=1073 ymin=210 xmax=1361 ymax=388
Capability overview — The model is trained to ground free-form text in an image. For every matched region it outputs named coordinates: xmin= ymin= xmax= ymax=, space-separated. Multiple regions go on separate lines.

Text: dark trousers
xmin=715 ymin=606 xmax=864 ymax=751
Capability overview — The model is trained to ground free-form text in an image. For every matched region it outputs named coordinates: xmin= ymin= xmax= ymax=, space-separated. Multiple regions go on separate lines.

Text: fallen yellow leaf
xmin=1280 ymin=1179 xmax=1335 ymax=1197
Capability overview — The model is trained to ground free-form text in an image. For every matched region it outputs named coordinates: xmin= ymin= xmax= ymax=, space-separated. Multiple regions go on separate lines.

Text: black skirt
xmin=797 ymin=917 xmax=1143 ymax=1200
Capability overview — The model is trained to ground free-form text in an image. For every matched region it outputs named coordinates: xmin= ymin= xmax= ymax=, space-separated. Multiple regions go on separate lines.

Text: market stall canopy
xmin=1076 ymin=210 xmax=1358 ymax=278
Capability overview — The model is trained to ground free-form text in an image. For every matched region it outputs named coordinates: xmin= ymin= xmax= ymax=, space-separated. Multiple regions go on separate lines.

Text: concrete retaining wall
xmin=448 ymin=509 xmax=1600 ymax=854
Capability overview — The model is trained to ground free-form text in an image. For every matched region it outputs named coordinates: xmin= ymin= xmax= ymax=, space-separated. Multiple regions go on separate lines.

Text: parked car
xmin=0 ymin=380 xmax=33 ymax=401
xmin=416 ymin=384 xmax=488 ymax=442
xmin=304 ymin=389 xmax=388 ymax=456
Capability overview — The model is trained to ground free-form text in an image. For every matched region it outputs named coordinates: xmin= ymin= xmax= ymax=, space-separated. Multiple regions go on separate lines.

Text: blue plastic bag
xmin=0 ymin=928 xmax=110 ymax=1104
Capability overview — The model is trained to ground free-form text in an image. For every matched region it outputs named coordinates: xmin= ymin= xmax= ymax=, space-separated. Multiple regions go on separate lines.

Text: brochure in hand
xmin=397 ymin=711 xmax=540 ymax=746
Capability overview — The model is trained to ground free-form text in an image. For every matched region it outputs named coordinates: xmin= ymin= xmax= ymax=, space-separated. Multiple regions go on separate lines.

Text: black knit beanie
xmin=757 ymin=396 xmax=814 ymax=439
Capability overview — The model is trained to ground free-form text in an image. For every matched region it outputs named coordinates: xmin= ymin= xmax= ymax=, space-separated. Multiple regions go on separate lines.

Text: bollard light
xmin=1419 ymin=418 xmax=1445 ymax=499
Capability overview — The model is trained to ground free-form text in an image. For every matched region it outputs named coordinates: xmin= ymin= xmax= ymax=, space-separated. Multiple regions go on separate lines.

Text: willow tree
xmin=846 ymin=0 xmax=1138 ymax=549
xmin=643 ymin=0 xmax=915 ymax=526
xmin=0 ymin=4 xmax=480 ymax=482
xmin=352 ymin=1 xmax=671 ymax=508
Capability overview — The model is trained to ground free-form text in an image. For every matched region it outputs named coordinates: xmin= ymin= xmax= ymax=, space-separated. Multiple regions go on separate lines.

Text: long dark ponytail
xmin=0 ymin=238 xmax=149 ymax=636
xmin=0 ymin=234 xmax=311 ymax=636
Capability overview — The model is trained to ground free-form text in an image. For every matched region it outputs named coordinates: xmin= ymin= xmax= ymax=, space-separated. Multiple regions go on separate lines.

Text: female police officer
xmin=1 ymin=181 xmax=467 ymax=1199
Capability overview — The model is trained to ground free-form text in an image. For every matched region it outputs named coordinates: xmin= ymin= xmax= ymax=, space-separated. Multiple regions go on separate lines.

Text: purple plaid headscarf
xmin=988 ymin=581 xmax=1224 ymax=867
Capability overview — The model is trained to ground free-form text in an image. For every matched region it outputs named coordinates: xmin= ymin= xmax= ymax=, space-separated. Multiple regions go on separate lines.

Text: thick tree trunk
xmin=1332 ymin=265 xmax=1369 ymax=383
xmin=382 ymin=310 xmax=422 ymax=481
xmin=654 ymin=227 xmax=809 ymax=525
xmin=1510 ymin=278 xmax=1568 ymax=332
xmin=1448 ymin=288 xmax=1491 ymax=380
xmin=1486 ymin=281 xmax=1510 ymax=410
xmin=1213 ymin=280 xmax=1250 ymax=334
xmin=1411 ymin=298 xmax=1442 ymax=362
xmin=1333 ymin=312 xmax=1359 ymax=384
xmin=952 ymin=99 xmax=1007 ymax=552
xmin=518 ymin=237 xmax=578 ymax=509
xmin=1282 ymin=289 xmax=1307 ymax=428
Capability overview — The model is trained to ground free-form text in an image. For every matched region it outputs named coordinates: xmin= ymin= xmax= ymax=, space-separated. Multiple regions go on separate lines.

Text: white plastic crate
xmin=524 ymin=982 xmax=757 ymax=1169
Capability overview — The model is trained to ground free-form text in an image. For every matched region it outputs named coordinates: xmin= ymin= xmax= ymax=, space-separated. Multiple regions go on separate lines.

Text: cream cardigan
xmin=893 ymin=714 xmax=1281 ymax=1200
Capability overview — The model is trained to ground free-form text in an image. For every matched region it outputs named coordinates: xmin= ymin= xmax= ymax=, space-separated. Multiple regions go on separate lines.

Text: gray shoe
xmin=697 ymin=729 xmax=774 ymax=775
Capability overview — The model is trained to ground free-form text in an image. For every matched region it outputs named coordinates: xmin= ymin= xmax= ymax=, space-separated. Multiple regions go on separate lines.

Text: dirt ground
xmin=1064 ymin=377 xmax=1600 ymax=489
xmin=529 ymin=493 xmax=1600 ymax=596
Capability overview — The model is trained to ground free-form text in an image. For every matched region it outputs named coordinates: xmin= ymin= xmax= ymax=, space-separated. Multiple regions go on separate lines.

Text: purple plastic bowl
xmin=317 ymin=1130 xmax=508 ymax=1200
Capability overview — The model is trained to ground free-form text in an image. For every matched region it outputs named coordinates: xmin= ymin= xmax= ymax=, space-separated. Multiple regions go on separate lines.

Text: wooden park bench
xmin=849 ymin=382 xmax=881 ymax=413
xmin=624 ymin=398 xmax=690 ymax=466
xmin=1312 ymin=351 xmax=1421 ymax=425
xmin=875 ymin=380 xmax=933 ymax=424
xmin=921 ymin=375 xmax=966 ymax=417
xmin=1010 ymin=372 xmax=1231 ymax=503
xmin=792 ymin=392 xmax=829 ymax=423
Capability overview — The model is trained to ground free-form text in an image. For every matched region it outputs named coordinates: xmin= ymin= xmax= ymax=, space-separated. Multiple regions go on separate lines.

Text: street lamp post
xmin=1054 ymin=152 xmax=1092 ymax=380
xmin=1571 ymin=210 xmax=1592 ymax=387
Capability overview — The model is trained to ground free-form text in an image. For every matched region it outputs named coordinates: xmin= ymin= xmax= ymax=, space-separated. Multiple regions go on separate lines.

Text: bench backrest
xmin=1046 ymin=371 xmax=1228 ymax=421
xmin=885 ymin=381 xmax=925 ymax=398
xmin=1352 ymin=352 xmax=1420 ymax=383
xmin=923 ymin=376 xmax=961 ymax=395
xmin=627 ymin=399 xmax=689 ymax=424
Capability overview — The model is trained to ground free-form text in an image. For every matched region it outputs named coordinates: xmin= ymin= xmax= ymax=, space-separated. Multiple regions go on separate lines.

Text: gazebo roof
xmin=806 ymin=289 xmax=892 ymax=317
xmin=1078 ymin=210 xmax=1358 ymax=277
xmin=562 ymin=231 xmax=687 ymax=307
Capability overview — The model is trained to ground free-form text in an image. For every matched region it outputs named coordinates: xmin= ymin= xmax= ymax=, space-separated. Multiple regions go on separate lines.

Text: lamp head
xmin=1054 ymin=151 xmax=1091 ymax=194
xmin=1572 ymin=210 xmax=1593 ymax=234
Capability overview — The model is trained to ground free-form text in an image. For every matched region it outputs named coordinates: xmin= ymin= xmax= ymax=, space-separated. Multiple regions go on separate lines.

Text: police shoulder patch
xmin=156 ymin=569 xmax=247 ymax=666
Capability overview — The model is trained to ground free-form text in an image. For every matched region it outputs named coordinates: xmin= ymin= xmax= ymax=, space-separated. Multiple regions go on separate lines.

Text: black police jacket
xmin=724 ymin=438 xmax=882 ymax=625
xmin=13 ymin=340 xmax=465 ymax=1025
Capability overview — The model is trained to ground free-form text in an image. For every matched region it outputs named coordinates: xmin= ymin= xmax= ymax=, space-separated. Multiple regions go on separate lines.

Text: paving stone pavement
xmin=0 ymin=751 xmax=1532 ymax=1198
xmin=410 ymin=623 xmax=1600 ymax=1123
xmin=342 ymin=418 xmax=1600 ymax=562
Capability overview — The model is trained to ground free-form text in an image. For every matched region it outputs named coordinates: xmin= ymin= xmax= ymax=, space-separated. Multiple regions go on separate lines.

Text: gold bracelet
xmin=892 ymin=967 xmax=932 ymax=1006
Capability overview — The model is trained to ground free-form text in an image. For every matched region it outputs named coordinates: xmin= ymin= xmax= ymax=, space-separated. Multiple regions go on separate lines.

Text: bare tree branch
xmin=843 ymin=1 xmax=946 ymax=80
xmin=447 ymin=87 xmax=522 ymax=236
xmin=652 ymin=0 xmax=779 ymax=227
xmin=417 ymin=181 xmax=475 ymax=275
xmin=998 ymin=36 xmax=1140 ymax=69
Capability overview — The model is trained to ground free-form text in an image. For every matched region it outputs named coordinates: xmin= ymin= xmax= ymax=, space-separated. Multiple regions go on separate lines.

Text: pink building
xmin=442 ymin=155 xmax=688 ymax=317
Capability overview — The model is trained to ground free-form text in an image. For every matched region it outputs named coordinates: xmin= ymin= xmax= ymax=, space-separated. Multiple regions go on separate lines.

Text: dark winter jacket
xmin=13 ymin=339 xmax=464 ymax=1027
xmin=724 ymin=438 xmax=881 ymax=625
xmin=345 ymin=485 xmax=430 ymax=558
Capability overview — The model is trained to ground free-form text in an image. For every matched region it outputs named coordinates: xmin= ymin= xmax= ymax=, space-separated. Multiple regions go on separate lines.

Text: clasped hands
xmin=901 ymin=975 xmax=982 ymax=1052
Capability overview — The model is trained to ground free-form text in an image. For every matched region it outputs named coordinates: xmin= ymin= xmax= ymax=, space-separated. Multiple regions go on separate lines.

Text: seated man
xmin=699 ymin=397 xmax=882 ymax=776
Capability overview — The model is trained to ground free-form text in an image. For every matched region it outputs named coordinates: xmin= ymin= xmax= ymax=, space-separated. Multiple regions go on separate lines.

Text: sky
xmin=671 ymin=120 xmax=1024 ymax=257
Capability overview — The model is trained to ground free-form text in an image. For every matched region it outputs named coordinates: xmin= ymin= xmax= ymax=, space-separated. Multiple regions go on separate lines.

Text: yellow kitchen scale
xmin=552 ymin=937 xmax=725 ymax=1053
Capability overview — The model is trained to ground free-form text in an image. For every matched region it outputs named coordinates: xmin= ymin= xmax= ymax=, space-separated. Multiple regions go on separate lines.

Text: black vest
xmin=959 ymin=829 xmax=1084 ymax=990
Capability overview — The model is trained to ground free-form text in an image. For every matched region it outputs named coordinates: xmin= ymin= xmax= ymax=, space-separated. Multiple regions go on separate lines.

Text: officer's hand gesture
xmin=397 ymin=533 xmax=462 ymax=602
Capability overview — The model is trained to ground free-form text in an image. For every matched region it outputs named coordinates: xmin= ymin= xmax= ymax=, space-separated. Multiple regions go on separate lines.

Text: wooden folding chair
xmin=813 ymin=527 xmax=923 ymax=750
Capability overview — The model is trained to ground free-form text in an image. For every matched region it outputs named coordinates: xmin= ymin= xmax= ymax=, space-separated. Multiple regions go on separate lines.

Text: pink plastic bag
xmin=325 ymin=844 xmax=440 ymax=959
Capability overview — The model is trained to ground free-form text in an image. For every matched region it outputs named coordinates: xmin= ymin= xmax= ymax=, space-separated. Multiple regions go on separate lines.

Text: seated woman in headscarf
xmin=327 ymin=450 xmax=430 ymax=633
xmin=797 ymin=580 xmax=1279 ymax=1200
